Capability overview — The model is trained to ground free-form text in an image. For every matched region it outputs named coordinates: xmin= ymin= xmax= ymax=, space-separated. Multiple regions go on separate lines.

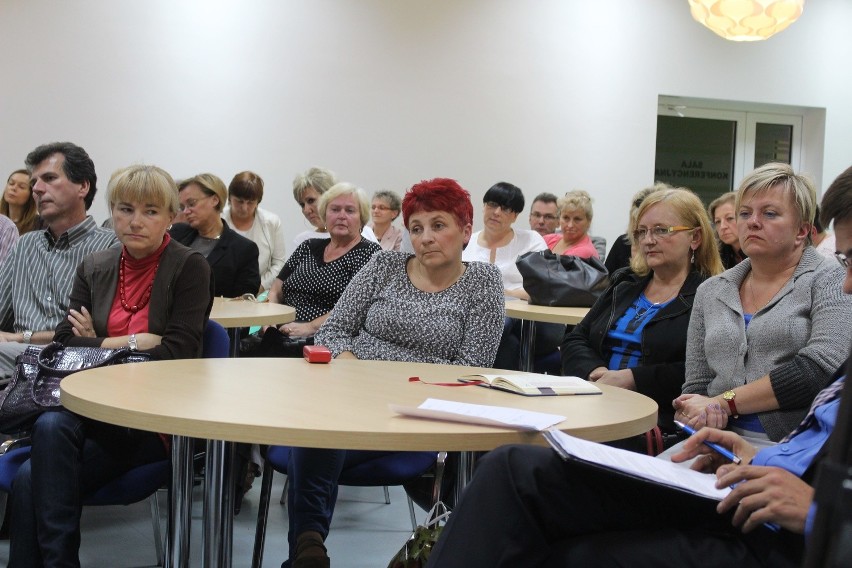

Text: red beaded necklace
xmin=119 ymin=253 xmax=159 ymax=314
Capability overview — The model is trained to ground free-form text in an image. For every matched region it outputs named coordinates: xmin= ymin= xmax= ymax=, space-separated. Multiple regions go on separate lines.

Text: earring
xmin=690 ymin=249 xmax=696 ymax=264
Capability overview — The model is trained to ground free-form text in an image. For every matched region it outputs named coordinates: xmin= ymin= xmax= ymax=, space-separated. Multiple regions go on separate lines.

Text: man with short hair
xmin=528 ymin=192 xmax=559 ymax=236
xmin=427 ymin=166 xmax=852 ymax=568
xmin=0 ymin=142 xmax=118 ymax=379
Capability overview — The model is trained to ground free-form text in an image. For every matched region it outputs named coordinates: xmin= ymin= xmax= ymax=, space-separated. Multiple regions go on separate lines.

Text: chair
xmin=0 ymin=439 xmax=170 ymax=564
xmin=0 ymin=320 xmax=230 ymax=563
xmin=591 ymin=235 xmax=607 ymax=262
xmin=203 ymin=319 xmax=231 ymax=358
xmin=251 ymin=446 xmax=437 ymax=568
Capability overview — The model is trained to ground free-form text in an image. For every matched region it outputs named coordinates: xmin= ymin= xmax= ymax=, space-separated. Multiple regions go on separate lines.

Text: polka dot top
xmin=277 ymin=237 xmax=381 ymax=322
xmin=315 ymin=251 xmax=505 ymax=367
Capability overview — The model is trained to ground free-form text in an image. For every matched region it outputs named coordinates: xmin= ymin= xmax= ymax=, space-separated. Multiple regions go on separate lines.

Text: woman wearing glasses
xmin=368 ymin=189 xmax=403 ymax=251
xmin=462 ymin=182 xmax=547 ymax=299
xmin=170 ymin=173 xmax=261 ymax=298
xmin=462 ymin=182 xmax=549 ymax=369
xmin=675 ymin=163 xmax=852 ymax=444
xmin=562 ymin=188 xmax=722 ymax=433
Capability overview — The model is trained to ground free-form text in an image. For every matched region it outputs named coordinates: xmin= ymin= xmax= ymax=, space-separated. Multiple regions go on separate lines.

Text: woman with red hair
xmin=280 ymin=178 xmax=505 ymax=568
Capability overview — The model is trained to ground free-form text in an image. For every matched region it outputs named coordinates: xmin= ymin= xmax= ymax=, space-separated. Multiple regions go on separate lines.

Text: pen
xmin=673 ymin=422 xmax=780 ymax=533
xmin=674 ymin=421 xmax=742 ymax=465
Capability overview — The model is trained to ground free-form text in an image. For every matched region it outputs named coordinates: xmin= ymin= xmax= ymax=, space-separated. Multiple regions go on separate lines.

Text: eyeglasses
xmin=530 ymin=213 xmax=557 ymax=222
xmin=835 ymin=252 xmax=851 ymax=269
xmin=632 ymin=225 xmax=695 ymax=242
xmin=371 ymin=204 xmax=393 ymax=211
xmin=230 ymin=197 xmax=258 ymax=207
xmin=179 ymin=194 xmax=214 ymax=212
xmin=485 ymin=201 xmax=514 ymax=214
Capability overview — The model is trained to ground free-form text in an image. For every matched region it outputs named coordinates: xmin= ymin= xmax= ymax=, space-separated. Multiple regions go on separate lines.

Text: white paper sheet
xmin=543 ymin=429 xmax=730 ymax=500
xmin=390 ymin=398 xmax=566 ymax=431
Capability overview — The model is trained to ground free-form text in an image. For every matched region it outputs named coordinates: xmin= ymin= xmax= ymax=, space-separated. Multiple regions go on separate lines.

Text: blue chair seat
xmin=266 ymin=446 xmax=437 ymax=486
xmin=0 ymin=446 xmax=32 ymax=493
xmin=85 ymin=459 xmax=170 ymax=506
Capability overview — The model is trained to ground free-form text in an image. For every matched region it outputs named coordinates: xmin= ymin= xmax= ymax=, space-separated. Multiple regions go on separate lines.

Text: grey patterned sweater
xmin=683 ymin=247 xmax=852 ymax=441
xmin=316 ymin=251 xmax=505 ymax=367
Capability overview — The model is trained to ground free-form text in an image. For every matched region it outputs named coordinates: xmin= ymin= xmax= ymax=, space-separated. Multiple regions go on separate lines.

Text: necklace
xmin=746 ymin=272 xmax=772 ymax=313
xmin=632 ymin=292 xmax=677 ymax=320
xmin=119 ymin=254 xmax=159 ymax=314
xmin=632 ymin=283 xmax=680 ymax=321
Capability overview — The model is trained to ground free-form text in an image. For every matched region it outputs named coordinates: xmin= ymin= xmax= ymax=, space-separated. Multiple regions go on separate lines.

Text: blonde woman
xmin=708 ymin=191 xmax=746 ymax=269
xmin=544 ymin=190 xmax=598 ymax=259
xmin=563 ymin=188 xmax=723 ymax=431
xmin=170 ymin=173 xmax=260 ymax=298
xmin=676 ymin=163 xmax=852 ymax=443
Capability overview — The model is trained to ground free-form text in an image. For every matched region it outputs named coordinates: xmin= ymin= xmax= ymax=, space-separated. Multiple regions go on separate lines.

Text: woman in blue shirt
xmin=562 ymin=188 xmax=723 ymax=431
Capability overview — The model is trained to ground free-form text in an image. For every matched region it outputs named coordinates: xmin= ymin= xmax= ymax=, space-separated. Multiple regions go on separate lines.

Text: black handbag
xmin=516 ymin=250 xmax=609 ymax=307
xmin=241 ymin=326 xmax=313 ymax=358
xmin=0 ymin=342 xmax=151 ymax=433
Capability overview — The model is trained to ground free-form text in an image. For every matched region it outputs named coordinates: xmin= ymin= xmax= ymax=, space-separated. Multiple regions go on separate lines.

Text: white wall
xmin=1 ymin=0 xmax=850 ymax=249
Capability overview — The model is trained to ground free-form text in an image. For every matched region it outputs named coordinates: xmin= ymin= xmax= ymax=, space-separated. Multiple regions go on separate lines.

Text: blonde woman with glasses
xmin=562 ymin=187 xmax=722 ymax=433
xmin=170 ymin=173 xmax=260 ymax=298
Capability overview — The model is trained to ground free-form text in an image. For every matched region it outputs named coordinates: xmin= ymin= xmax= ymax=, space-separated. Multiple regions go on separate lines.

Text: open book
xmin=458 ymin=373 xmax=601 ymax=396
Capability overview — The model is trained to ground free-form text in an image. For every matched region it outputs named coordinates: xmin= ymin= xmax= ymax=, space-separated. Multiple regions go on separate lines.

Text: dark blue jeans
xmin=493 ymin=317 xmax=564 ymax=371
xmin=285 ymin=448 xmax=401 ymax=562
xmin=8 ymin=409 xmax=166 ymax=568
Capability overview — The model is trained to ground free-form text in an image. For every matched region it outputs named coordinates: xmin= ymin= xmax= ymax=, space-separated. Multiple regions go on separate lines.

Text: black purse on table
xmin=516 ymin=250 xmax=609 ymax=307
xmin=0 ymin=342 xmax=152 ymax=433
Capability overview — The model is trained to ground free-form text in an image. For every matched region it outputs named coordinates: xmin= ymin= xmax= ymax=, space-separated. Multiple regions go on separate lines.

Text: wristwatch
xmin=128 ymin=334 xmax=138 ymax=351
xmin=722 ymin=390 xmax=739 ymax=418
xmin=22 ymin=330 xmax=32 ymax=344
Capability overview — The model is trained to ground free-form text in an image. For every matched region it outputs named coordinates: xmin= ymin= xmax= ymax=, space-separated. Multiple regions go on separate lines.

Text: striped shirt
xmin=0 ymin=214 xmax=18 ymax=267
xmin=0 ymin=216 xmax=119 ymax=333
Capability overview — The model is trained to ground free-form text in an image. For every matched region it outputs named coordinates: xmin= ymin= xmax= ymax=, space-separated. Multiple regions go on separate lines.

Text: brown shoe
xmin=292 ymin=531 xmax=330 ymax=568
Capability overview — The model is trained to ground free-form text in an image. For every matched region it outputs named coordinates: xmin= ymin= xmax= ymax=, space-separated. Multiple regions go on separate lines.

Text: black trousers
xmin=427 ymin=445 xmax=803 ymax=568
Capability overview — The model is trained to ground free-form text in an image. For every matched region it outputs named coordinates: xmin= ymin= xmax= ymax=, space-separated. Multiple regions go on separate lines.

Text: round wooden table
xmin=504 ymin=300 xmax=590 ymax=371
xmin=61 ymin=358 xmax=656 ymax=568
xmin=209 ymin=298 xmax=296 ymax=356
xmin=209 ymin=297 xmax=296 ymax=329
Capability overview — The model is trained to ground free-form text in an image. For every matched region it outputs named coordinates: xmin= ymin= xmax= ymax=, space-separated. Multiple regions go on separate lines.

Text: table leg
xmin=518 ymin=319 xmax=536 ymax=372
xmin=453 ymin=451 xmax=478 ymax=506
xmin=166 ymin=435 xmax=193 ymax=568
xmin=203 ymin=440 xmax=235 ymax=568
xmin=222 ymin=441 xmax=235 ymax=568
xmin=229 ymin=328 xmax=241 ymax=358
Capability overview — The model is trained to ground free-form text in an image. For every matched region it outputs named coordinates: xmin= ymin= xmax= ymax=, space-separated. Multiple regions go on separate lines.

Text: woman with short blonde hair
xmin=9 ymin=164 xmax=213 ymax=566
xmin=170 ymin=172 xmax=261 ymax=297
xmin=544 ymin=190 xmax=598 ymax=258
xmin=676 ymin=162 xmax=852 ymax=443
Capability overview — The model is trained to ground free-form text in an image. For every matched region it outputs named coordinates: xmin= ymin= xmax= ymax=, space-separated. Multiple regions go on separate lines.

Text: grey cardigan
xmin=683 ymin=247 xmax=851 ymax=441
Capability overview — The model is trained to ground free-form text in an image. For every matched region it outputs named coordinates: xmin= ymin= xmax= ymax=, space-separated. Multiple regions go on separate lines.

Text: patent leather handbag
xmin=0 ymin=342 xmax=151 ymax=433
xmin=516 ymin=250 xmax=609 ymax=307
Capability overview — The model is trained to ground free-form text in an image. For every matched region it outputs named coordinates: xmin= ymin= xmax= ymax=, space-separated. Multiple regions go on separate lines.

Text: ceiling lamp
xmin=688 ymin=0 xmax=804 ymax=41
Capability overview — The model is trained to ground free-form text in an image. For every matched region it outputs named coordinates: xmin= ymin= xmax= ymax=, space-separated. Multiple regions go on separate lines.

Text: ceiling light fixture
xmin=688 ymin=0 xmax=804 ymax=41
